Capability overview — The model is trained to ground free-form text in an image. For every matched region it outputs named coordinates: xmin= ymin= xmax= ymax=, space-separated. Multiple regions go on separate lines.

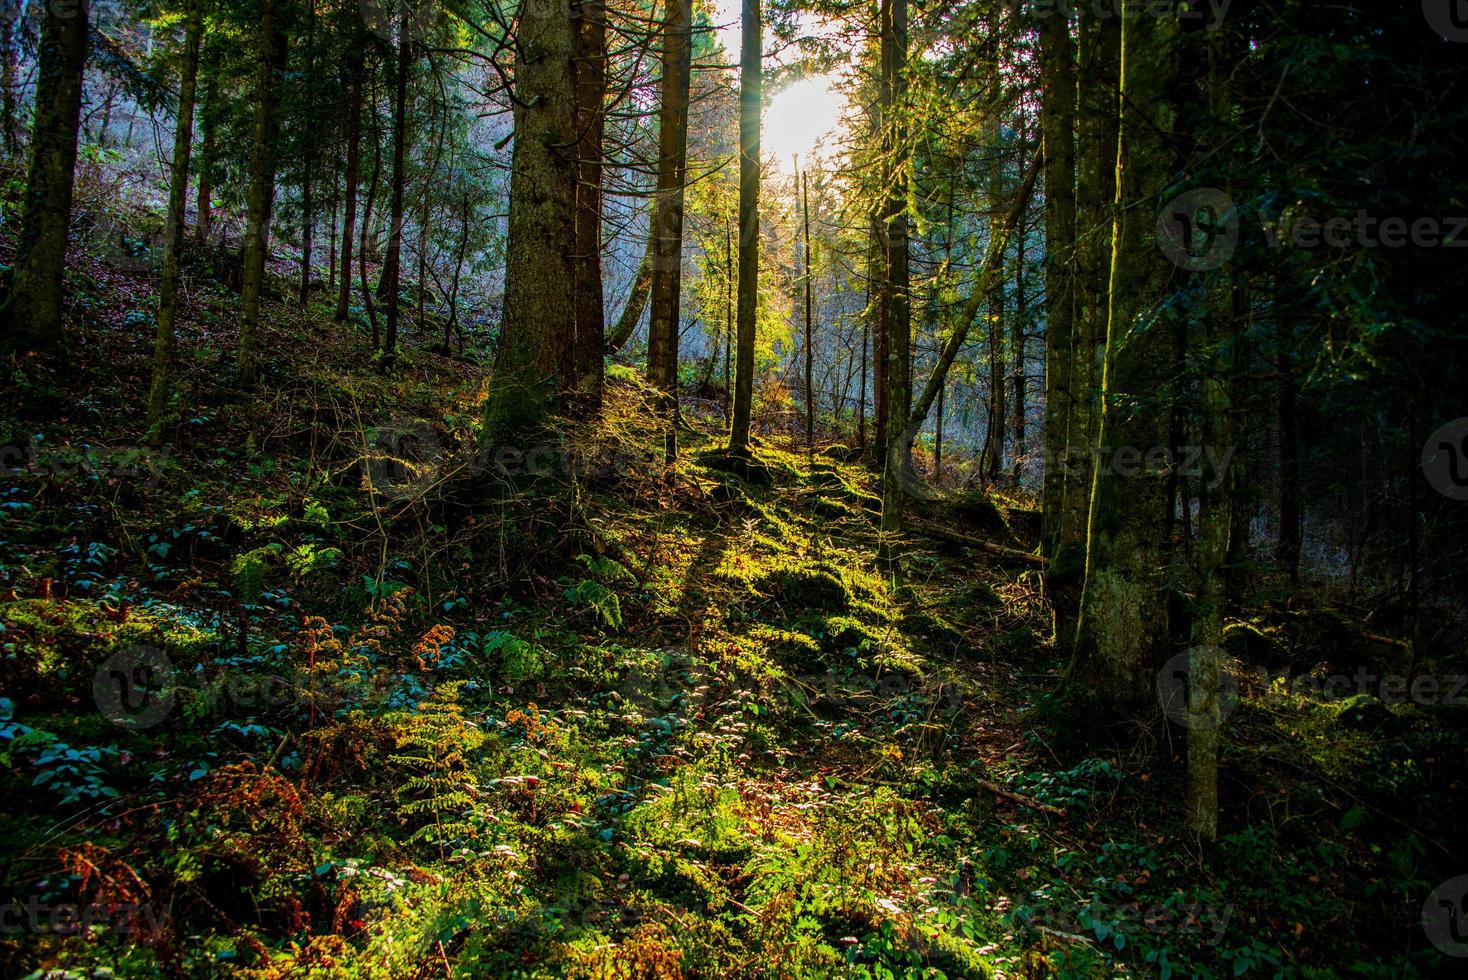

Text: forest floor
xmin=0 ymin=239 xmax=1463 ymax=978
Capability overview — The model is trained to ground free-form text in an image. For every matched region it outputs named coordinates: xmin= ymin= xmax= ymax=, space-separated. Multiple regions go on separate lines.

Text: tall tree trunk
xmin=336 ymin=37 xmax=365 ymax=321
xmin=195 ymin=70 xmax=218 ymax=244
xmin=1011 ymin=136 xmax=1028 ymax=484
xmin=237 ymin=0 xmax=285 ymax=384
xmin=299 ymin=1 xmax=316 ymax=309
xmin=802 ymin=167 xmax=815 ymax=453
xmin=381 ymin=27 xmax=412 ymax=364
xmin=983 ymin=120 xmax=1008 ymax=482
xmin=878 ymin=0 xmax=911 ymax=549
xmin=1067 ymin=1 xmax=1181 ymax=713
xmin=1039 ymin=5 xmax=1077 ymax=552
xmin=0 ymin=0 xmax=89 ymax=355
xmin=607 ymin=219 xmax=656 ymax=355
xmin=570 ymin=0 xmax=607 ymax=412
xmin=647 ymin=0 xmax=692 ymax=460
xmin=1056 ymin=11 xmax=1119 ymax=647
xmin=482 ymin=0 xmax=578 ymax=434
xmin=327 ymin=163 xmax=339 ymax=295
xmin=360 ymin=73 xmax=382 ymax=347
xmin=146 ymin=0 xmax=205 ymax=438
xmin=1 ymin=4 xmax=21 ymax=159
xmin=1275 ymin=320 xmax=1302 ymax=579
xmin=727 ymin=0 xmax=762 ymax=454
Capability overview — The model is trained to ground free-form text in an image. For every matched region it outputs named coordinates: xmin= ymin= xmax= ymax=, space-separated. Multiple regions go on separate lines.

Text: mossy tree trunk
xmin=0 ymin=0 xmax=89 ymax=356
xmin=1055 ymin=11 xmax=1119 ymax=648
xmin=146 ymin=0 xmax=205 ymax=439
xmin=606 ymin=222 xmax=656 ymax=356
xmin=1039 ymin=6 xmax=1076 ymax=554
xmin=570 ymin=0 xmax=607 ymax=412
xmin=727 ymin=0 xmax=762 ymax=455
xmin=1067 ymin=0 xmax=1181 ymax=713
xmin=647 ymin=0 xmax=691 ymax=459
xmin=878 ymin=0 xmax=911 ymax=548
xmin=237 ymin=0 xmax=286 ymax=385
xmin=482 ymin=0 xmax=577 ymax=435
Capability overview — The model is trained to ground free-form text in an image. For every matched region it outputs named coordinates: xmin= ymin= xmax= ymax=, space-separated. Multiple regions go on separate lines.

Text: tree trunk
xmin=237 ymin=0 xmax=285 ymax=385
xmin=298 ymin=2 xmax=316 ymax=309
xmin=1275 ymin=320 xmax=1302 ymax=579
xmin=335 ymin=37 xmax=365 ymax=321
xmin=482 ymin=0 xmax=578 ymax=435
xmin=983 ymin=120 xmax=1008 ymax=483
xmin=360 ymin=72 xmax=382 ymax=347
xmin=802 ymin=167 xmax=815 ymax=453
xmin=607 ymin=220 xmax=656 ymax=355
xmin=0 ymin=0 xmax=89 ymax=355
xmin=1 ymin=3 xmax=21 ymax=159
xmin=195 ymin=69 xmax=218 ymax=244
xmin=1039 ymin=4 xmax=1077 ymax=552
xmin=1067 ymin=1 xmax=1181 ymax=713
xmin=647 ymin=0 xmax=692 ymax=460
xmin=1055 ymin=12 xmax=1119 ymax=646
xmin=381 ymin=27 xmax=412 ymax=364
xmin=570 ymin=0 xmax=607 ymax=412
xmin=727 ymin=0 xmax=762 ymax=454
xmin=146 ymin=0 xmax=204 ymax=438
xmin=878 ymin=0 xmax=911 ymax=550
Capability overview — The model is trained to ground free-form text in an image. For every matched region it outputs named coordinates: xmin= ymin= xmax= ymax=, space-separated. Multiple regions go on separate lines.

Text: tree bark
xmin=237 ymin=0 xmax=285 ymax=384
xmin=878 ymin=0 xmax=911 ymax=549
xmin=382 ymin=25 xmax=413 ymax=363
xmin=195 ymin=68 xmax=218 ymax=244
xmin=0 ymin=0 xmax=89 ymax=355
xmin=647 ymin=0 xmax=692 ymax=460
xmin=570 ymin=0 xmax=607 ymax=411
xmin=482 ymin=0 xmax=578 ymax=434
xmin=1067 ymin=1 xmax=1181 ymax=713
xmin=335 ymin=36 xmax=365 ymax=321
xmin=727 ymin=0 xmax=762 ymax=454
xmin=146 ymin=0 xmax=205 ymax=438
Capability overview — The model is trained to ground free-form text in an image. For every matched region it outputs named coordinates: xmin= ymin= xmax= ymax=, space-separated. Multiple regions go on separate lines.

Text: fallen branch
xmin=907 ymin=518 xmax=1048 ymax=565
xmin=976 ymin=778 xmax=1066 ymax=815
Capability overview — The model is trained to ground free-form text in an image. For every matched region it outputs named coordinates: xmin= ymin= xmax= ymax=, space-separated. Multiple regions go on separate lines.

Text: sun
xmin=764 ymin=75 xmax=846 ymax=171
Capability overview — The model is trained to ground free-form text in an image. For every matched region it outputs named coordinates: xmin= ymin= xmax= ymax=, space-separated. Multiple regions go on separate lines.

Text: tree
xmin=1066 ymin=1 xmax=1182 ymax=712
xmin=237 ymin=0 xmax=286 ymax=385
xmin=727 ymin=0 xmax=761 ymax=455
xmin=1038 ymin=5 xmax=1076 ymax=557
xmin=647 ymin=0 xmax=692 ymax=460
xmin=877 ymin=0 xmax=911 ymax=548
xmin=147 ymin=0 xmax=206 ymax=438
xmin=482 ymin=0 xmax=577 ymax=434
xmin=381 ymin=16 xmax=413 ymax=364
xmin=0 ymin=0 xmax=90 ymax=355
xmin=570 ymin=0 xmax=607 ymax=411
xmin=335 ymin=32 xmax=365 ymax=322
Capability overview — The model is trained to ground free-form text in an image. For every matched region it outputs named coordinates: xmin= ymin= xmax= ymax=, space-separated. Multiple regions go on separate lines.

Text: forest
xmin=0 ymin=0 xmax=1466 ymax=976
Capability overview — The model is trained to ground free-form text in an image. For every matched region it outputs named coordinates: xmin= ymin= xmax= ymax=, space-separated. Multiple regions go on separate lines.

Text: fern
xmin=389 ymin=683 xmax=485 ymax=858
